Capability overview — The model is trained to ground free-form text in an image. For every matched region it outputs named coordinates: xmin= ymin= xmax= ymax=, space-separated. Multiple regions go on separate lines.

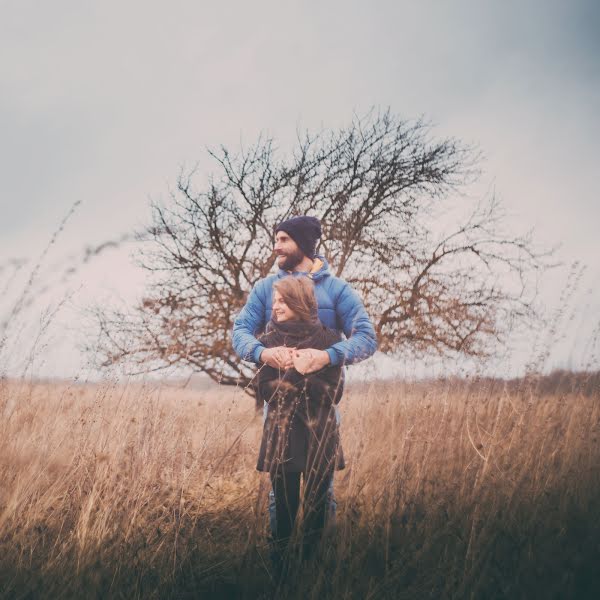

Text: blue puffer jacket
xmin=231 ymin=256 xmax=377 ymax=366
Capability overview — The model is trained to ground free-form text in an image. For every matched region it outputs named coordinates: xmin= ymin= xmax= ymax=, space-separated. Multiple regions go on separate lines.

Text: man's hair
xmin=273 ymin=276 xmax=318 ymax=322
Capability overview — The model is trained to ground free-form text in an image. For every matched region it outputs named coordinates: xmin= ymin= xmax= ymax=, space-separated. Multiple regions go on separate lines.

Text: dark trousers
xmin=269 ymin=467 xmax=333 ymax=555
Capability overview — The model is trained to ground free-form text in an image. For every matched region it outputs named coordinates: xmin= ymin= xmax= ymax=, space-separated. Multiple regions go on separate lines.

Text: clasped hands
xmin=260 ymin=346 xmax=330 ymax=374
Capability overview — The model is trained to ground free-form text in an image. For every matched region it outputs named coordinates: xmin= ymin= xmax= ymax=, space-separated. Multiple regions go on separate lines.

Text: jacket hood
xmin=276 ymin=255 xmax=331 ymax=282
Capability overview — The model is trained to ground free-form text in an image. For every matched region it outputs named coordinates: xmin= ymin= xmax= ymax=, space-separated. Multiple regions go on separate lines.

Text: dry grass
xmin=0 ymin=375 xmax=599 ymax=599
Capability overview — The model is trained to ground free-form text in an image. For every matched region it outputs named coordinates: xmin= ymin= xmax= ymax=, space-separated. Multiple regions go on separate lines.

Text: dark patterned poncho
xmin=255 ymin=317 xmax=345 ymax=474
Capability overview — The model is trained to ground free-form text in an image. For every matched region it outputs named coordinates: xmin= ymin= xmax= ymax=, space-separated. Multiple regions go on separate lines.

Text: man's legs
xmin=266 ymin=402 xmax=339 ymax=536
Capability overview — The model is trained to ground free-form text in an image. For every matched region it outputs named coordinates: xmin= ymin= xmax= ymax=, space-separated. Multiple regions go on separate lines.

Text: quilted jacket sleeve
xmin=231 ymin=281 xmax=268 ymax=364
xmin=326 ymin=281 xmax=377 ymax=366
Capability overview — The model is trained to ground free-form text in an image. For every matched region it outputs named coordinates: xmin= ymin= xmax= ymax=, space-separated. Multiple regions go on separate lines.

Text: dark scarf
xmin=262 ymin=315 xmax=327 ymax=349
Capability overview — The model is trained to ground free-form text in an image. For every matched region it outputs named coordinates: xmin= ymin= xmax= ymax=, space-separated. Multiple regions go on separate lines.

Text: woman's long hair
xmin=272 ymin=276 xmax=318 ymax=322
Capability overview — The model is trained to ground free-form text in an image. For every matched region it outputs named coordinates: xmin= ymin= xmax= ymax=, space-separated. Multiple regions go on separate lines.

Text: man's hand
xmin=293 ymin=349 xmax=331 ymax=374
xmin=260 ymin=346 xmax=295 ymax=369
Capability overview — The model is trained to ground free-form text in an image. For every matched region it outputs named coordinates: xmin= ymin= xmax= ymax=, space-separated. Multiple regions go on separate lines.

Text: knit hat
xmin=275 ymin=216 xmax=322 ymax=259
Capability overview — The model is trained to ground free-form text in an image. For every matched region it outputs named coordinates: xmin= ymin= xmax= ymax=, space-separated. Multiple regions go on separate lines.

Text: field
xmin=0 ymin=374 xmax=599 ymax=599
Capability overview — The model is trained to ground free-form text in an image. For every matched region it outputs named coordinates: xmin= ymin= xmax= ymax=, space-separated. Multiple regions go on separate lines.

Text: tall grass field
xmin=1 ymin=374 xmax=599 ymax=599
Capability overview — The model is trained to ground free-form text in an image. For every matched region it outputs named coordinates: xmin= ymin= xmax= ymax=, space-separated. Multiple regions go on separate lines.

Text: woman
xmin=256 ymin=275 xmax=345 ymax=560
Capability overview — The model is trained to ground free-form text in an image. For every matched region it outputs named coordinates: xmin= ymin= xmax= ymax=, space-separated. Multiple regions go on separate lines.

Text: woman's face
xmin=273 ymin=290 xmax=297 ymax=322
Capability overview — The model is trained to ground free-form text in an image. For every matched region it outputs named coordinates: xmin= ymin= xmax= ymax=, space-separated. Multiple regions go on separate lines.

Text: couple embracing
xmin=231 ymin=215 xmax=377 ymax=569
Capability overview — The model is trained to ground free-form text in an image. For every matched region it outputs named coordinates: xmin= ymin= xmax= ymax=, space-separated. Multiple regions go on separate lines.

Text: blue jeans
xmin=263 ymin=401 xmax=339 ymax=537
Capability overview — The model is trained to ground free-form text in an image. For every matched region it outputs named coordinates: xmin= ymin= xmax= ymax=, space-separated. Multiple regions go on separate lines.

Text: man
xmin=231 ymin=215 xmax=377 ymax=537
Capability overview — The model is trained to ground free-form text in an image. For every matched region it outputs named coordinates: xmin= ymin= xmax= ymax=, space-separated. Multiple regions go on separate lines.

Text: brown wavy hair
xmin=272 ymin=276 xmax=318 ymax=322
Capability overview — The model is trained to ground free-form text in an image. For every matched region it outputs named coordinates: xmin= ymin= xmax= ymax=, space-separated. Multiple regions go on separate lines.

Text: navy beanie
xmin=275 ymin=216 xmax=322 ymax=259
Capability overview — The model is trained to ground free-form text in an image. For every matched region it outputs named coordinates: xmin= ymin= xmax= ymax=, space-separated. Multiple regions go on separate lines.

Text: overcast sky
xmin=1 ymin=0 xmax=599 ymax=379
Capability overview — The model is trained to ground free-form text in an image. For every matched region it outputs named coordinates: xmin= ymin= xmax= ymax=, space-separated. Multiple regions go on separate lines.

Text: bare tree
xmin=94 ymin=109 xmax=548 ymax=392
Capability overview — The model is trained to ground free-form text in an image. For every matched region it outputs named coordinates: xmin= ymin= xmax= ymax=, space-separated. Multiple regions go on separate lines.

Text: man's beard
xmin=277 ymin=249 xmax=304 ymax=271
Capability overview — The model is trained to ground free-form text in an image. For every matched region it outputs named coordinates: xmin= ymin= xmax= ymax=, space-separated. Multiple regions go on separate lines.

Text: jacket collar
xmin=277 ymin=254 xmax=330 ymax=281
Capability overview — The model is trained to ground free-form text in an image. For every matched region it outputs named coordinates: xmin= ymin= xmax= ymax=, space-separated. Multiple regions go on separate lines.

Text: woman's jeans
xmin=270 ymin=467 xmax=332 ymax=556
xmin=264 ymin=402 xmax=338 ymax=537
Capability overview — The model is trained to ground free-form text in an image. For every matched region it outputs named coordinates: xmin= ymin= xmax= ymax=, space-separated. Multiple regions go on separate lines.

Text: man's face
xmin=274 ymin=230 xmax=304 ymax=271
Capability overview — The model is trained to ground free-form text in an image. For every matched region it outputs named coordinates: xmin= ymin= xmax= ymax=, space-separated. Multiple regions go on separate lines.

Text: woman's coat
xmin=255 ymin=318 xmax=345 ymax=474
